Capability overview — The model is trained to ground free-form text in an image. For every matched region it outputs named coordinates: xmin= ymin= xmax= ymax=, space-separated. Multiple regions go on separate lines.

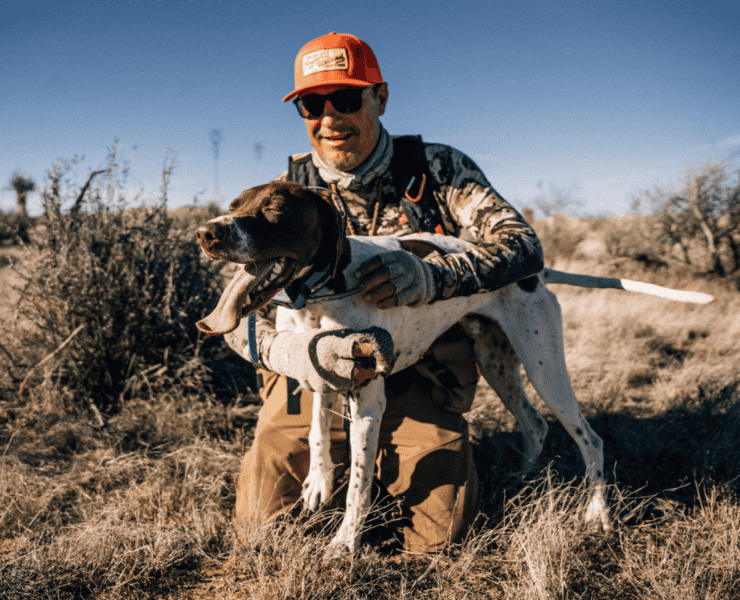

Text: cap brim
xmin=282 ymin=79 xmax=377 ymax=102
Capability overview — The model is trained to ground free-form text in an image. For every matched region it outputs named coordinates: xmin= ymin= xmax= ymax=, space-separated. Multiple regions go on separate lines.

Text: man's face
xmin=302 ymin=83 xmax=388 ymax=171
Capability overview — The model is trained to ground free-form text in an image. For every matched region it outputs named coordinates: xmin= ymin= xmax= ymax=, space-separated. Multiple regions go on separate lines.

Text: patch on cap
xmin=302 ymin=48 xmax=349 ymax=77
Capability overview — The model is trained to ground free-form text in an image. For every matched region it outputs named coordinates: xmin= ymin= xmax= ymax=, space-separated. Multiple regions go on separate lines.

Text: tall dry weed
xmin=1 ymin=144 xmax=235 ymax=414
xmin=618 ymin=485 xmax=740 ymax=599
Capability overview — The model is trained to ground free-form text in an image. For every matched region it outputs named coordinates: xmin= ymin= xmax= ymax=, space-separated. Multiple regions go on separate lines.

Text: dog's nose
xmin=196 ymin=222 xmax=228 ymax=250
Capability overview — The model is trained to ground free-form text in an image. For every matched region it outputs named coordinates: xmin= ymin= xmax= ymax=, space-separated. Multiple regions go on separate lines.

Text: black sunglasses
xmin=294 ymin=85 xmax=379 ymax=119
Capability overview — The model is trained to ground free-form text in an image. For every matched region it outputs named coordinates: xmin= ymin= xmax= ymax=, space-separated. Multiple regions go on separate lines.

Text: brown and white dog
xmin=195 ymin=181 xmax=714 ymax=554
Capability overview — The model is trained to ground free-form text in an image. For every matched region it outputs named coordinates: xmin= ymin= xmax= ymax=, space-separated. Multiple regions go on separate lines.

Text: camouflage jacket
xmin=226 ymin=140 xmax=544 ymax=368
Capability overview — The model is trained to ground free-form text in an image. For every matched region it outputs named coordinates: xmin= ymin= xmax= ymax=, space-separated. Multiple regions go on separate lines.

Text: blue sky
xmin=1 ymin=0 xmax=738 ymax=218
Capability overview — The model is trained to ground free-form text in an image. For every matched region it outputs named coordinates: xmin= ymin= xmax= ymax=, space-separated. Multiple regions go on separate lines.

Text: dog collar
xmin=271 ymin=267 xmax=333 ymax=310
xmin=244 ymin=270 xmax=330 ymax=365
xmin=244 ymin=267 xmax=363 ymax=365
xmin=246 ymin=313 xmax=260 ymax=364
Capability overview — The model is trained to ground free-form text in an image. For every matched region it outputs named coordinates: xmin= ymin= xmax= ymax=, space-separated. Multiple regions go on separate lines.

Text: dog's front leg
xmin=302 ymin=391 xmax=338 ymax=512
xmin=328 ymin=377 xmax=386 ymax=555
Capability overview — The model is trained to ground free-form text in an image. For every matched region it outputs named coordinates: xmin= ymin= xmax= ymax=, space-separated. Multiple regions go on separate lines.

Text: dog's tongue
xmin=196 ymin=262 xmax=273 ymax=335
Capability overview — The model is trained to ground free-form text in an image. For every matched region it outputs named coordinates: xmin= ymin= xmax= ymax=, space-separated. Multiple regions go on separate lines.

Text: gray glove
xmin=355 ymin=250 xmax=438 ymax=309
xmin=262 ymin=327 xmax=394 ymax=393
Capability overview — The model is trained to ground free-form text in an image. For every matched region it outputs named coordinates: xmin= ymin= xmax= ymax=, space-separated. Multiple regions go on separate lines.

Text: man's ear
xmin=376 ymin=82 xmax=388 ymax=116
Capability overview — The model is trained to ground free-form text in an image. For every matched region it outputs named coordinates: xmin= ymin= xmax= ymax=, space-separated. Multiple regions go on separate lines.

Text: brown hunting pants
xmin=234 ymin=366 xmax=480 ymax=552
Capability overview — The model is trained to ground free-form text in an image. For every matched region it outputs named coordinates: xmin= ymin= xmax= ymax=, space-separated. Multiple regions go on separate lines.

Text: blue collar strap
xmin=244 ymin=263 xmax=362 ymax=367
xmin=271 ymin=267 xmax=332 ymax=310
xmin=244 ymin=266 xmax=331 ymax=366
xmin=246 ymin=313 xmax=259 ymax=364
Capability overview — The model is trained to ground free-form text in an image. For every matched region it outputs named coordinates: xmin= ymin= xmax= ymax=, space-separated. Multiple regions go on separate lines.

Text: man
xmin=226 ymin=32 xmax=543 ymax=552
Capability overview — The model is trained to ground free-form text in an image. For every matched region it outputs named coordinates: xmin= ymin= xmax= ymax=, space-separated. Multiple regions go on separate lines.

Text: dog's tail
xmin=542 ymin=269 xmax=717 ymax=304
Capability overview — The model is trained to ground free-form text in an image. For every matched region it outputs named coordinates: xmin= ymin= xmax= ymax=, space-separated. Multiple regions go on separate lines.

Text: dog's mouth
xmin=196 ymin=256 xmax=299 ymax=335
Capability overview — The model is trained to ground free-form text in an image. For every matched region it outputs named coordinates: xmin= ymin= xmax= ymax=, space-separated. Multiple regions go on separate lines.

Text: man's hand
xmin=264 ymin=327 xmax=394 ymax=393
xmin=354 ymin=250 xmax=437 ymax=309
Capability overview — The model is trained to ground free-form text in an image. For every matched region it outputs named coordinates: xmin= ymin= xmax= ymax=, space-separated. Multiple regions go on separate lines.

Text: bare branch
xmin=72 ymin=169 xmax=110 ymax=214
xmin=18 ymin=324 xmax=86 ymax=397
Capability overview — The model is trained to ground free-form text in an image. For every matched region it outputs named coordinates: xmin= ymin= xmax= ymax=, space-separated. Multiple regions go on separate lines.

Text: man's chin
xmin=319 ymin=148 xmax=363 ymax=171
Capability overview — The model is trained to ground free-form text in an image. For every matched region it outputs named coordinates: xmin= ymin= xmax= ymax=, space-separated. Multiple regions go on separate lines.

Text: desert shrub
xmin=532 ymin=214 xmax=590 ymax=265
xmin=632 ymin=151 xmax=740 ymax=281
xmin=0 ymin=210 xmax=35 ymax=246
xmin=531 ymin=181 xmax=585 ymax=219
xmin=3 ymin=144 xmax=238 ymax=412
xmin=526 ymin=181 xmax=594 ymax=264
xmin=602 ymin=213 xmax=662 ymax=261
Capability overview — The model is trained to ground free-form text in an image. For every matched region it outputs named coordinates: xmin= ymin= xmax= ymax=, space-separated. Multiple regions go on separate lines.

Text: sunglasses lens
xmin=330 ymin=89 xmax=364 ymax=113
xmin=295 ymin=88 xmax=367 ymax=118
xmin=298 ymin=95 xmax=327 ymax=118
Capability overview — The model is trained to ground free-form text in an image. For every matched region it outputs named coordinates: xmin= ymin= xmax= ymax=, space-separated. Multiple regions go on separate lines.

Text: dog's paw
xmin=301 ymin=468 xmax=333 ymax=512
xmin=325 ymin=529 xmax=359 ymax=557
xmin=584 ymin=492 xmax=612 ymax=533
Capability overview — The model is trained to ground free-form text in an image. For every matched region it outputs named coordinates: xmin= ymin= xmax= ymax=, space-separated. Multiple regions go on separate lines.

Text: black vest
xmin=286 ymin=135 xmax=454 ymax=235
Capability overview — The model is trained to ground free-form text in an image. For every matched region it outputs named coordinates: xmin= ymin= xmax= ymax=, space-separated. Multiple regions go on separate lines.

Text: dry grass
xmin=0 ymin=162 xmax=738 ymax=598
xmin=2 ymin=256 xmax=737 ymax=599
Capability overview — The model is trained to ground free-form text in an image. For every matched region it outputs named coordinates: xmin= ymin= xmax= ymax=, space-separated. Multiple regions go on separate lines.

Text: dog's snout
xmin=196 ymin=222 xmax=228 ymax=250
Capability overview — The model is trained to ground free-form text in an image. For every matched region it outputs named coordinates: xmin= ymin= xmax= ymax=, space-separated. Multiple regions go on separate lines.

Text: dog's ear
xmin=312 ymin=188 xmax=347 ymax=278
xmin=228 ymin=184 xmax=270 ymax=212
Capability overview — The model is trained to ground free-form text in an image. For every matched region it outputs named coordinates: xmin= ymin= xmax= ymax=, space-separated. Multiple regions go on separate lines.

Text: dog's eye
xmin=263 ymin=196 xmax=286 ymax=223
xmin=263 ymin=208 xmax=280 ymax=223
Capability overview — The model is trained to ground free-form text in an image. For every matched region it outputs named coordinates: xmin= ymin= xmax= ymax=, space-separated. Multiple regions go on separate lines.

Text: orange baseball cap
xmin=283 ymin=32 xmax=383 ymax=102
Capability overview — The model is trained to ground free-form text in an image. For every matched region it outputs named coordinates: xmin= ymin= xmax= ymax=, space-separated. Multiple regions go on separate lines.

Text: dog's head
xmin=196 ymin=182 xmax=346 ymax=335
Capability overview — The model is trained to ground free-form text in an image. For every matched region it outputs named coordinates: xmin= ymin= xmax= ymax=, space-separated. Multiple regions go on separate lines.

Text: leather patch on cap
xmin=303 ymin=48 xmax=349 ymax=76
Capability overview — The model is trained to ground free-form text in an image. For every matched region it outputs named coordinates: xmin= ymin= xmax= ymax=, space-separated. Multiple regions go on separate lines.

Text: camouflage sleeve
xmin=424 ymin=144 xmax=544 ymax=299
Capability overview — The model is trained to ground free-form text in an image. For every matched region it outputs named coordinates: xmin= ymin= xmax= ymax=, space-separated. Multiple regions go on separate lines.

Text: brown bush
xmin=601 ymin=214 xmax=660 ymax=260
xmin=633 ymin=151 xmax=740 ymax=282
xmin=532 ymin=214 xmax=590 ymax=265
xmin=2 ymin=144 xmax=244 ymax=413
xmin=0 ymin=211 xmax=35 ymax=246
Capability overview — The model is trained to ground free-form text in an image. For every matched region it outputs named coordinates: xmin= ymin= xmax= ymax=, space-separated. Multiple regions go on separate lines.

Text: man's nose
xmin=319 ymin=99 xmax=342 ymax=122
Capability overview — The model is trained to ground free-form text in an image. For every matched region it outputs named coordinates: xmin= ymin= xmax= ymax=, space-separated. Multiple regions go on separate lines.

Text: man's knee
xmin=377 ymin=434 xmax=479 ymax=552
xmin=376 ymin=374 xmax=480 ymax=552
xmin=234 ymin=423 xmax=309 ymax=530
xmin=234 ymin=391 xmax=349 ymax=532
